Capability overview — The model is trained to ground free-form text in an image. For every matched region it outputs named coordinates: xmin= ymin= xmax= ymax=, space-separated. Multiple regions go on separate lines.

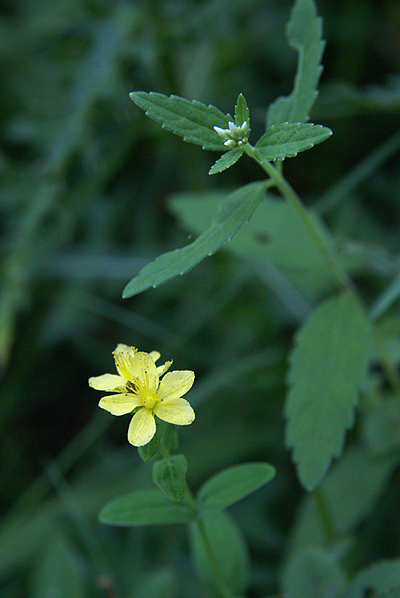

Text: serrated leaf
xmin=189 ymin=511 xmax=249 ymax=595
xmin=282 ymin=547 xmax=346 ymax=598
xmin=123 ymin=182 xmax=266 ymax=298
xmin=99 ymin=488 xmax=196 ymax=526
xmin=235 ymin=93 xmax=250 ymax=127
xmin=346 ymin=560 xmax=400 ymax=598
xmin=267 ymin=0 xmax=325 ymax=128
xmin=209 ymin=147 xmax=244 ymax=174
xmin=197 ymin=462 xmax=275 ymax=512
xmin=254 ymin=122 xmax=332 ymax=162
xmin=152 ymin=454 xmax=187 ymax=502
xmin=130 ymin=91 xmax=230 ymax=150
xmin=286 ymin=292 xmax=372 ymax=491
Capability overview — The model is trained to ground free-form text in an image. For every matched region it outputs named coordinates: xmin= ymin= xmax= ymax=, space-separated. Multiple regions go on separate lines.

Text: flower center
xmin=126 ymin=378 xmax=158 ymax=410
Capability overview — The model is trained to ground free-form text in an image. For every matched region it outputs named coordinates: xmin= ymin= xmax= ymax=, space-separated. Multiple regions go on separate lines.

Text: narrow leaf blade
xmin=123 ymin=182 xmax=266 ymax=298
xmin=209 ymin=147 xmax=244 ymax=174
xmin=235 ymin=93 xmax=250 ymax=127
xmin=197 ymin=462 xmax=276 ymax=511
xmin=254 ymin=122 xmax=332 ymax=162
xmin=130 ymin=91 xmax=230 ymax=150
xmin=99 ymin=488 xmax=196 ymax=526
xmin=267 ymin=0 xmax=325 ymax=127
xmin=286 ymin=292 xmax=372 ymax=491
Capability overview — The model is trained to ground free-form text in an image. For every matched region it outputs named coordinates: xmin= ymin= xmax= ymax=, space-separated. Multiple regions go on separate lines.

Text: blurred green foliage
xmin=1 ymin=0 xmax=400 ymax=596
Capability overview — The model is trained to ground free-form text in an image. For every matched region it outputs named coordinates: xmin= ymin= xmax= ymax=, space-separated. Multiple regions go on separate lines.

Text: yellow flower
xmin=89 ymin=344 xmax=195 ymax=446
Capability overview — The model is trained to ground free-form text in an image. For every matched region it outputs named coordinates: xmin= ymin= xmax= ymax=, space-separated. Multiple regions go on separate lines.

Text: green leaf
xmin=235 ymin=93 xmax=250 ymax=127
xmin=267 ymin=0 xmax=325 ymax=128
xmin=282 ymin=547 xmax=346 ymax=598
xmin=169 ymin=191 xmax=339 ymax=301
xmin=286 ymin=292 xmax=373 ymax=491
xmin=197 ymin=462 xmax=275 ymax=512
xmin=208 ymin=147 xmax=244 ymax=174
xmin=152 ymin=454 xmax=187 ymax=502
xmin=346 ymin=560 xmax=400 ymax=598
xmin=189 ymin=511 xmax=249 ymax=595
xmin=160 ymin=421 xmax=179 ymax=454
xmin=138 ymin=424 xmax=161 ymax=462
xmin=254 ymin=122 xmax=332 ymax=161
xmin=130 ymin=91 xmax=230 ymax=150
xmin=99 ymin=488 xmax=196 ymax=526
xmin=123 ymin=182 xmax=266 ymax=298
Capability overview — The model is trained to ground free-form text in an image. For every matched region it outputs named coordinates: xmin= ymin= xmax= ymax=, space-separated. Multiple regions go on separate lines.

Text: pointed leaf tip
xmin=285 ymin=292 xmax=372 ymax=491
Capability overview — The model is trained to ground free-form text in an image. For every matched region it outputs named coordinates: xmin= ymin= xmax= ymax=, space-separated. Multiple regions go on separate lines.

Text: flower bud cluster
xmin=214 ymin=120 xmax=249 ymax=148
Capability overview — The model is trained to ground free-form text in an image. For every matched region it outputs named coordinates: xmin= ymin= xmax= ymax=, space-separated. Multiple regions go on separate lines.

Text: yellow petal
xmin=113 ymin=345 xmax=137 ymax=379
xmin=115 ymin=343 xmax=134 ymax=352
xmin=154 ymin=398 xmax=195 ymax=425
xmin=129 ymin=352 xmax=159 ymax=393
xmin=157 ymin=360 xmax=173 ymax=377
xmin=99 ymin=393 xmax=141 ymax=415
xmin=127 ymin=408 xmax=156 ymax=446
xmin=157 ymin=371 xmax=195 ymax=401
xmin=149 ymin=351 xmax=161 ymax=363
xmin=89 ymin=373 xmax=126 ymax=391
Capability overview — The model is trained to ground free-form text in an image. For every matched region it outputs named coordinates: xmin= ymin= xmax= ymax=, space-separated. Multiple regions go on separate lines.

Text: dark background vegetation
xmin=1 ymin=0 xmax=400 ymax=596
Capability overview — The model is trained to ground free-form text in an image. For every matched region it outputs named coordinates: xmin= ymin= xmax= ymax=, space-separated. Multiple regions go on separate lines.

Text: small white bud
xmin=214 ymin=125 xmax=231 ymax=139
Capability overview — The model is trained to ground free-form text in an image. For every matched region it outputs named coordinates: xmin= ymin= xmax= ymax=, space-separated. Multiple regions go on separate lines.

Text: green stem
xmin=244 ymin=142 xmax=400 ymax=397
xmin=184 ymin=484 xmax=237 ymax=598
xmin=244 ymin=143 xmax=352 ymax=292
xmin=156 ymin=444 xmax=236 ymax=598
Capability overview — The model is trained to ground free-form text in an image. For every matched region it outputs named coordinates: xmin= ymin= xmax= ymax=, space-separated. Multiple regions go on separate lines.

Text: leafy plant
xmin=2 ymin=0 xmax=400 ymax=596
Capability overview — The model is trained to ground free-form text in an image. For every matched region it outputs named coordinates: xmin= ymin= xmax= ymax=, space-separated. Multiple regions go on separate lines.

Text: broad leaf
xmin=282 ymin=548 xmax=346 ymax=598
xmin=254 ymin=122 xmax=332 ymax=162
xmin=209 ymin=147 xmax=244 ymax=174
xmin=99 ymin=488 xmax=196 ymax=526
xmin=197 ymin=462 xmax=275 ymax=512
xmin=267 ymin=0 xmax=325 ymax=127
xmin=130 ymin=91 xmax=230 ymax=150
xmin=152 ymin=454 xmax=187 ymax=502
xmin=189 ymin=511 xmax=249 ymax=596
xmin=123 ymin=182 xmax=266 ymax=298
xmin=286 ymin=292 xmax=372 ymax=491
